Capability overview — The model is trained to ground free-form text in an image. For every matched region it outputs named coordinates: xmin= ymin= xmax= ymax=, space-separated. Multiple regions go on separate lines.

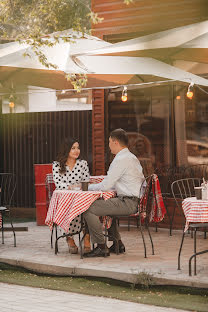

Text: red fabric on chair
xmin=140 ymin=174 xmax=166 ymax=223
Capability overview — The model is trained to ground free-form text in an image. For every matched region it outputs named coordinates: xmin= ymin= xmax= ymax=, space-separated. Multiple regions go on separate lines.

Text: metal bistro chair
xmin=55 ymin=215 xmax=86 ymax=258
xmin=45 ymin=173 xmax=86 ymax=258
xmin=104 ymin=175 xmax=155 ymax=258
xmin=0 ymin=173 xmax=16 ymax=247
xmin=171 ymin=178 xmax=208 ymax=275
xmin=156 ymin=165 xmax=187 ymax=236
xmin=45 ymin=173 xmax=57 ymax=248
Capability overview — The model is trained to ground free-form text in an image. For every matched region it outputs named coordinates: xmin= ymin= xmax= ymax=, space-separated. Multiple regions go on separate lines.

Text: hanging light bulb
xmin=9 ymin=94 xmax=15 ymax=112
xmin=186 ymin=82 xmax=194 ymax=99
xmin=121 ymin=86 xmax=128 ymax=102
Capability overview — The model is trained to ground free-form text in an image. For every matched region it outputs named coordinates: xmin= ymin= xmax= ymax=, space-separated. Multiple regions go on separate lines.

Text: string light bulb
xmin=186 ymin=82 xmax=194 ymax=99
xmin=9 ymin=101 xmax=15 ymax=108
xmin=9 ymin=94 xmax=15 ymax=112
xmin=121 ymin=86 xmax=128 ymax=102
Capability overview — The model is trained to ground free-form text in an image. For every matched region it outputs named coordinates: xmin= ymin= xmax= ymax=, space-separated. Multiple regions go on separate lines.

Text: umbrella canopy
xmin=0 ymin=31 xmax=137 ymax=89
xmin=1 ymin=29 xmax=208 ymax=90
xmin=76 ymin=21 xmax=208 ymax=64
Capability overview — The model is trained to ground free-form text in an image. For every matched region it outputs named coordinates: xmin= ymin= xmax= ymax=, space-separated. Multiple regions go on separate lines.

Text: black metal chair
xmin=104 ymin=175 xmax=156 ymax=258
xmin=45 ymin=173 xmax=86 ymax=258
xmin=171 ymin=178 xmax=208 ymax=275
xmin=55 ymin=215 xmax=86 ymax=258
xmin=45 ymin=173 xmax=57 ymax=248
xmin=0 ymin=173 xmax=16 ymax=247
xmin=156 ymin=165 xmax=187 ymax=235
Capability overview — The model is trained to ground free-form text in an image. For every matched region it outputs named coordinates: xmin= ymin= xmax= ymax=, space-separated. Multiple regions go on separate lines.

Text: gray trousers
xmin=83 ymin=197 xmax=138 ymax=244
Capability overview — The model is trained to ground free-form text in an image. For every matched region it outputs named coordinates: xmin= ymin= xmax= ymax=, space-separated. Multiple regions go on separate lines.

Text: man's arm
xmin=89 ymin=159 xmax=126 ymax=191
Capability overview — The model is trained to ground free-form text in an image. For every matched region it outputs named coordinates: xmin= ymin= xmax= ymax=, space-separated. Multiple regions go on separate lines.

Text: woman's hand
xmin=68 ymin=183 xmax=81 ymax=190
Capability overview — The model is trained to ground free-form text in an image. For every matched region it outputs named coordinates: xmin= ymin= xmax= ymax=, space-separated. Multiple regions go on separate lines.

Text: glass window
xmin=107 ymin=85 xmax=171 ymax=176
xmin=175 ymin=86 xmax=208 ymax=166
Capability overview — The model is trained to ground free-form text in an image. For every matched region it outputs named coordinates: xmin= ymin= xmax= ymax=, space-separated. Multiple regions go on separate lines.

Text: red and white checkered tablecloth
xmin=182 ymin=197 xmax=208 ymax=232
xmin=45 ymin=189 xmax=116 ymax=233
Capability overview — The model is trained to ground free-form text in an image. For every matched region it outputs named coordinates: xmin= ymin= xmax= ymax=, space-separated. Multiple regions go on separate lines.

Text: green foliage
xmin=0 ymin=0 xmax=92 ymax=39
xmin=66 ymin=73 xmax=88 ymax=92
xmin=0 ymin=0 xmax=134 ymax=90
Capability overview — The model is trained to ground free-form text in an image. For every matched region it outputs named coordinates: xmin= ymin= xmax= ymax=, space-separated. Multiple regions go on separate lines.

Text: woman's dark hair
xmin=110 ymin=128 xmax=128 ymax=146
xmin=56 ymin=137 xmax=79 ymax=174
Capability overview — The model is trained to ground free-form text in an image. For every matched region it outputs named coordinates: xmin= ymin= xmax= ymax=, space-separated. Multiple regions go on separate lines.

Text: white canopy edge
xmin=74 ymin=20 xmax=208 ymax=56
xmin=75 ymin=55 xmax=208 ymax=87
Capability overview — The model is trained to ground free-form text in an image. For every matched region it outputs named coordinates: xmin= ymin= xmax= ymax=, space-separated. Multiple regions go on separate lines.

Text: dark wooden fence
xmin=1 ymin=110 xmax=92 ymax=208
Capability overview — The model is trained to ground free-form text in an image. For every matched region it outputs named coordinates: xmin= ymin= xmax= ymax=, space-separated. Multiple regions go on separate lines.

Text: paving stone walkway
xmin=0 ymin=283 xmax=189 ymax=312
xmin=0 ymin=222 xmax=208 ymax=288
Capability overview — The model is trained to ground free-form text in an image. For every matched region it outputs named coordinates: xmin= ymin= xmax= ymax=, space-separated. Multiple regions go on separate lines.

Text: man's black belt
xmin=118 ymin=195 xmax=139 ymax=201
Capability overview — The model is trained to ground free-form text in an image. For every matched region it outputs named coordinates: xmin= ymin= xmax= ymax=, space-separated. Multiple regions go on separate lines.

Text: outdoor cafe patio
xmin=0 ymin=219 xmax=208 ymax=289
xmin=1 ymin=25 xmax=208 ymax=290
xmin=1 ymin=165 xmax=208 ymax=289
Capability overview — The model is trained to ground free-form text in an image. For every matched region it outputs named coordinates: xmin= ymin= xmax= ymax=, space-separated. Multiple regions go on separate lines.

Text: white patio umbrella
xmin=0 ymin=29 xmax=208 ymax=90
xmin=0 ymin=31 xmax=137 ymax=89
xmin=75 ymin=21 xmax=208 ymax=64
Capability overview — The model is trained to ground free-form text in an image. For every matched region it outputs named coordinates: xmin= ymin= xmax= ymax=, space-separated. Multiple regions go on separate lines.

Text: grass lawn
xmin=0 ymin=263 xmax=207 ymax=311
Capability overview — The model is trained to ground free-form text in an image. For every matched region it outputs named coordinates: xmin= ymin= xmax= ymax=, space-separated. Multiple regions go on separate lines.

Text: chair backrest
xmin=184 ymin=164 xmax=208 ymax=180
xmin=0 ymin=173 xmax=16 ymax=207
xmin=171 ymin=178 xmax=202 ymax=213
xmin=45 ymin=173 xmax=56 ymax=206
xmin=139 ymin=174 xmax=166 ymax=222
xmin=138 ymin=175 xmax=155 ymax=217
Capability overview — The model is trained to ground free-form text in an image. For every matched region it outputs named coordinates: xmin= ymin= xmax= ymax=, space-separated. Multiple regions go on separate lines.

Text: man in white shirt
xmin=83 ymin=128 xmax=145 ymax=257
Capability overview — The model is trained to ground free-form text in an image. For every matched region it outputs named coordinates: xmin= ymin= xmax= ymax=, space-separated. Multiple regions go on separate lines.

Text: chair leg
xmin=51 ymin=225 xmax=54 ymax=248
xmin=9 ymin=216 xmax=16 ymax=247
xmin=189 ymin=249 xmax=208 ymax=276
xmin=79 ymin=232 xmax=83 ymax=259
xmin=139 ymin=217 xmax=147 ymax=258
xmin=6 ymin=210 xmax=16 ymax=247
xmin=146 ymin=222 xmax=154 ymax=255
xmin=55 ymin=234 xmax=64 ymax=254
xmin=51 ymin=224 xmax=58 ymax=248
xmin=204 ymin=229 xmax=207 ymax=239
xmin=194 ymin=228 xmax=197 ymax=276
xmin=178 ymin=228 xmax=185 ymax=270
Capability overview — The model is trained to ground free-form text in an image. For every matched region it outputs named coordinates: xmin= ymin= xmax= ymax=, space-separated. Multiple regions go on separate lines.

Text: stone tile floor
xmin=0 ymin=222 xmax=208 ymax=288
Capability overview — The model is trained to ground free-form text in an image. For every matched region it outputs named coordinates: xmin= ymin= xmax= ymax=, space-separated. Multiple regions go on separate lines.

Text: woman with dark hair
xmin=53 ymin=137 xmax=91 ymax=254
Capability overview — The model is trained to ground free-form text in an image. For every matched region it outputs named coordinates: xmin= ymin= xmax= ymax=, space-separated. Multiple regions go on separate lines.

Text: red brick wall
xmin=92 ymin=89 xmax=105 ymax=175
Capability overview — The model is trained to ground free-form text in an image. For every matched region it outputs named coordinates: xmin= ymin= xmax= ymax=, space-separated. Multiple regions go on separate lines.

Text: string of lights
xmin=0 ymin=79 xmax=189 ymax=96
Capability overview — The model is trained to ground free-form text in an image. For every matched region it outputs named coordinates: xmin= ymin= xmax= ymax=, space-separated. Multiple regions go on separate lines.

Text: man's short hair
xmin=110 ymin=128 xmax=128 ymax=146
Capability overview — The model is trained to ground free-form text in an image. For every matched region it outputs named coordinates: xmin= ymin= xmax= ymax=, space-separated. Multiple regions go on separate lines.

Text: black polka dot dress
xmin=52 ymin=159 xmax=90 ymax=235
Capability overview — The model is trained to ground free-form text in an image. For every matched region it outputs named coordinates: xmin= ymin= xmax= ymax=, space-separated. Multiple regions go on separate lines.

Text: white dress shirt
xmin=89 ymin=148 xmax=145 ymax=197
